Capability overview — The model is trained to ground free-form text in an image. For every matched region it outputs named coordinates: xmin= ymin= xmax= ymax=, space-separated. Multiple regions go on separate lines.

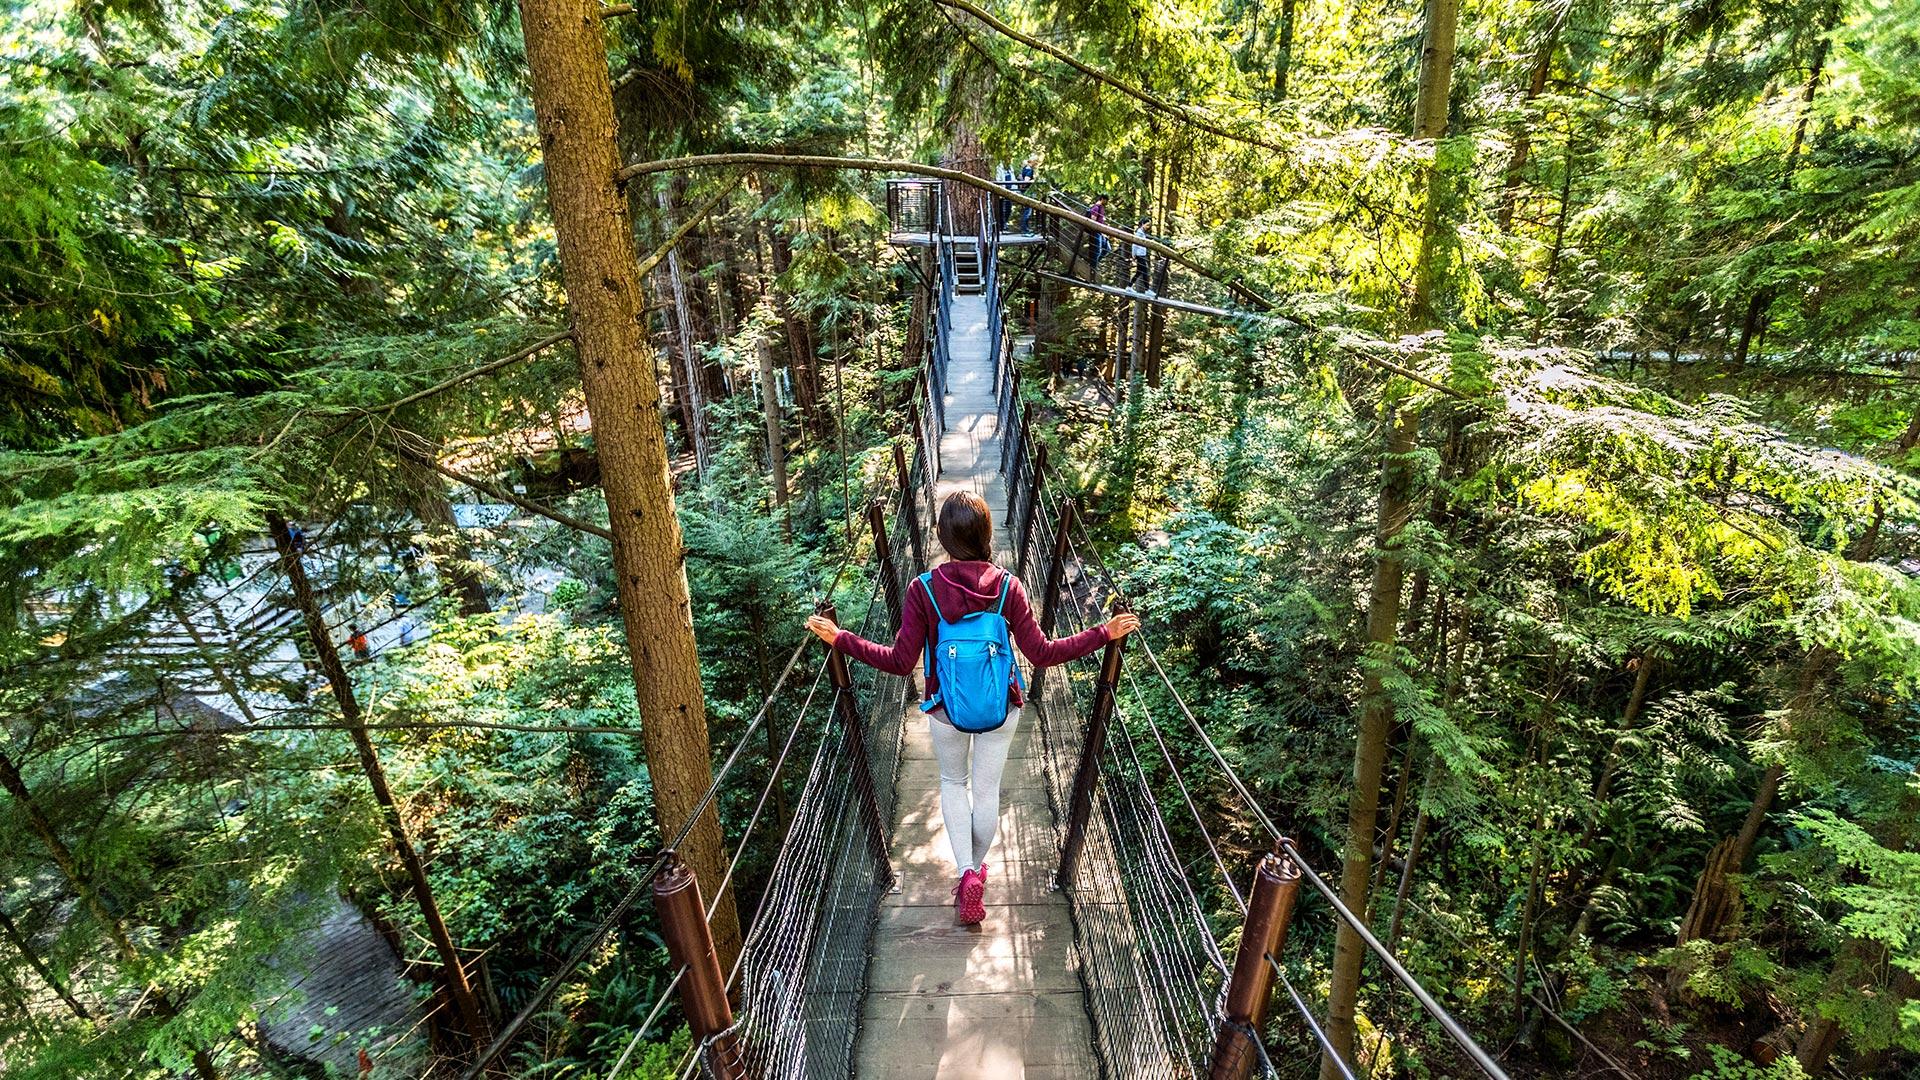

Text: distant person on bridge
xmin=1017 ymin=158 xmax=1037 ymax=232
xmin=995 ymin=163 xmax=1014 ymax=232
xmin=807 ymin=491 xmax=1139 ymax=926
xmin=1130 ymin=218 xmax=1152 ymax=293
xmin=1086 ymin=194 xmax=1110 ymax=275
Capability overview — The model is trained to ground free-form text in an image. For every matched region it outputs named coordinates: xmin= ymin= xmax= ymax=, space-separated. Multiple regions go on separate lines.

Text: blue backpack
xmin=919 ymin=571 xmax=1024 ymax=733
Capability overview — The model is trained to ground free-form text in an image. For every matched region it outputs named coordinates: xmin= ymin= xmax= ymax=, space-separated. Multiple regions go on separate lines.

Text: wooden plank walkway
xmin=855 ymin=291 xmax=1100 ymax=1078
xmin=259 ymin=895 xmax=424 ymax=1074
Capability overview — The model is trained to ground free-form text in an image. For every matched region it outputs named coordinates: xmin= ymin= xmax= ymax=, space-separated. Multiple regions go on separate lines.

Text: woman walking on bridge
xmin=807 ymin=491 xmax=1139 ymax=925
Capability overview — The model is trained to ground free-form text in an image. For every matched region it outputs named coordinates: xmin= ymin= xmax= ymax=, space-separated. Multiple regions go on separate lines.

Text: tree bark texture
xmin=1322 ymin=406 xmax=1421 ymax=1080
xmin=516 ymin=0 xmax=742 ymax=966
xmin=1408 ymin=0 xmax=1460 ymax=327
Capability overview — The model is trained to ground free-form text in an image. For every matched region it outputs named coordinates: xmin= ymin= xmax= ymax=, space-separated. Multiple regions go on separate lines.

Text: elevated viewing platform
xmin=885 ymin=178 xmax=1051 ymax=248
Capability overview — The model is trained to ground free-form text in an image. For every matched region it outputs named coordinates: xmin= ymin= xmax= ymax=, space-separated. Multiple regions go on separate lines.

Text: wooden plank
xmin=858 ymin=287 xmax=1103 ymax=1077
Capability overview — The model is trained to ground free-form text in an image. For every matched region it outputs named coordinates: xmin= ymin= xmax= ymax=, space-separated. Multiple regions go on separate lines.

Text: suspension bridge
xmin=458 ymin=178 xmax=1514 ymax=1080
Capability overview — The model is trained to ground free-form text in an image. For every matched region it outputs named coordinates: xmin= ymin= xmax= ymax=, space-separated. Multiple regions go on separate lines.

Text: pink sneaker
xmin=956 ymin=865 xmax=988 ymax=925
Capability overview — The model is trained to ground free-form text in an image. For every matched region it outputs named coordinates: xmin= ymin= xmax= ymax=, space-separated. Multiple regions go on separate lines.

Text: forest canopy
xmin=1 ymin=0 xmax=1917 ymax=1077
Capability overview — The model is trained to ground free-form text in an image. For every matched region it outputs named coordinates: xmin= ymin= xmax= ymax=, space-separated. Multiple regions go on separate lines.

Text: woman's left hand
xmin=806 ymin=614 xmax=840 ymax=645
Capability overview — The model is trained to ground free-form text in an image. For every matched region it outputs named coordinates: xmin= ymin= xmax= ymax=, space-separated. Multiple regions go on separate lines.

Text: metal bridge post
xmin=653 ymin=854 xmax=753 ymax=1080
xmin=819 ymin=601 xmax=896 ymax=890
xmin=1209 ymin=849 xmax=1304 ymax=1080
xmin=868 ymin=501 xmax=905 ymax=633
xmin=1055 ymin=613 xmax=1127 ymax=888
xmin=892 ymin=443 xmax=926 ymax=570
xmin=1037 ymin=498 xmax=1076 ymax=636
xmin=1014 ymin=444 xmax=1049 ymax=581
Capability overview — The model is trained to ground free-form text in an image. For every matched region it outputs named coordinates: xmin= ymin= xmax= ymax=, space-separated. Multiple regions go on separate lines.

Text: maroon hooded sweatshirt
xmin=834 ymin=560 xmax=1110 ymax=708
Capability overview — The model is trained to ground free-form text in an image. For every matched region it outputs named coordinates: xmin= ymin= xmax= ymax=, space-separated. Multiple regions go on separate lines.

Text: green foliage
xmin=1686 ymin=1045 xmax=1809 ymax=1080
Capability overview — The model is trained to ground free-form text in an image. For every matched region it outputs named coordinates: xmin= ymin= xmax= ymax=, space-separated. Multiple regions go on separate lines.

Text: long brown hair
xmin=937 ymin=491 xmax=994 ymax=562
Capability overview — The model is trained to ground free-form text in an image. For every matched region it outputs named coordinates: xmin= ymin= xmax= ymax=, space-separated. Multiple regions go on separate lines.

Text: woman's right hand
xmin=1104 ymin=612 xmax=1140 ymax=640
xmin=806 ymin=614 xmax=840 ymax=645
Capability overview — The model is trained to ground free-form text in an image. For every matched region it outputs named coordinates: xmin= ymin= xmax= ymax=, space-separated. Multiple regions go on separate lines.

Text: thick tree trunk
xmin=1498 ymin=28 xmax=1557 ymax=231
xmin=1322 ymin=406 xmax=1421 ymax=1080
xmin=517 ymin=0 xmax=742 ymax=969
xmin=0 ymin=750 xmax=221 ymax=1080
xmin=1410 ymin=0 xmax=1459 ymax=142
xmin=268 ymin=513 xmax=491 ymax=1047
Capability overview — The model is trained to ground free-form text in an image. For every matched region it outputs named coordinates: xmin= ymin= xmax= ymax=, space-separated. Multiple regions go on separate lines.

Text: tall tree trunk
xmin=1589 ymin=653 xmax=1657 ymax=808
xmin=1386 ymin=792 xmax=1432 ymax=951
xmin=517 ymin=0 xmax=742 ymax=968
xmin=0 ymin=750 xmax=221 ymax=1080
xmin=1408 ymin=0 xmax=1461 ymax=327
xmin=767 ymin=224 xmax=827 ymax=439
xmin=658 ymin=187 xmax=712 ymax=475
xmin=1410 ymin=0 xmax=1459 ymax=142
xmin=1498 ymin=27 xmax=1557 ymax=231
xmin=756 ymin=329 xmax=791 ymax=520
xmin=1322 ymin=406 xmax=1421 ymax=1080
xmin=1543 ymin=141 xmax=1578 ymax=290
xmin=268 ymin=513 xmax=490 ymax=1048
xmin=1272 ymin=0 xmax=1298 ymax=99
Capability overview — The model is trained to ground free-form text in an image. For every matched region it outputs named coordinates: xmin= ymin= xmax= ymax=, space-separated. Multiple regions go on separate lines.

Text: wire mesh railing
xmin=995 ymin=359 xmax=1513 ymax=1079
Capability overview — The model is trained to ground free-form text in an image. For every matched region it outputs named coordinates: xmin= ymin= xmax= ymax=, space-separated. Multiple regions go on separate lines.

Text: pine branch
xmin=927 ymin=0 xmax=1292 ymax=156
xmin=383 ymin=430 xmax=615 ymax=541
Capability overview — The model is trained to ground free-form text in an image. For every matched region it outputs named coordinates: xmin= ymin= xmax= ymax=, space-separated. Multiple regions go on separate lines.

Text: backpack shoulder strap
xmin=918 ymin=573 xmax=940 ymax=680
xmin=993 ymin=573 xmax=1011 ymax=615
xmin=918 ymin=572 xmax=944 ymax=622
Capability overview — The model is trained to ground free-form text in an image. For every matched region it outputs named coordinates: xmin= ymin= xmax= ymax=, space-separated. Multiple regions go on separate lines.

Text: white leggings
xmin=928 ymin=706 xmax=1021 ymax=872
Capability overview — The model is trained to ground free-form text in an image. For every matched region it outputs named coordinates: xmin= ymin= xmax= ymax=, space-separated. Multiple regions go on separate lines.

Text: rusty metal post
xmin=1014 ymin=443 xmax=1049 ymax=580
xmin=653 ymin=854 xmax=752 ymax=1080
xmin=1038 ymin=499 xmax=1076 ymax=636
xmin=868 ymin=501 xmax=904 ymax=632
xmin=820 ymin=602 xmax=895 ymax=889
xmin=1055 ymin=617 xmax=1127 ymax=888
xmin=1208 ymin=849 xmax=1304 ymax=1080
xmin=892 ymin=443 xmax=926 ymax=569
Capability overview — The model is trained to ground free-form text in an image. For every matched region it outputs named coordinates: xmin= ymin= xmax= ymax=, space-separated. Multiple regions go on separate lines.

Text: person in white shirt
xmin=1130 ymin=219 xmax=1151 ymax=292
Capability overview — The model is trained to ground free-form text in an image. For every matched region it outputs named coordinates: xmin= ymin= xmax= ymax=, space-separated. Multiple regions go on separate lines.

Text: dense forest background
xmin=1 ymin=0 xmax=1917 ymax=1077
